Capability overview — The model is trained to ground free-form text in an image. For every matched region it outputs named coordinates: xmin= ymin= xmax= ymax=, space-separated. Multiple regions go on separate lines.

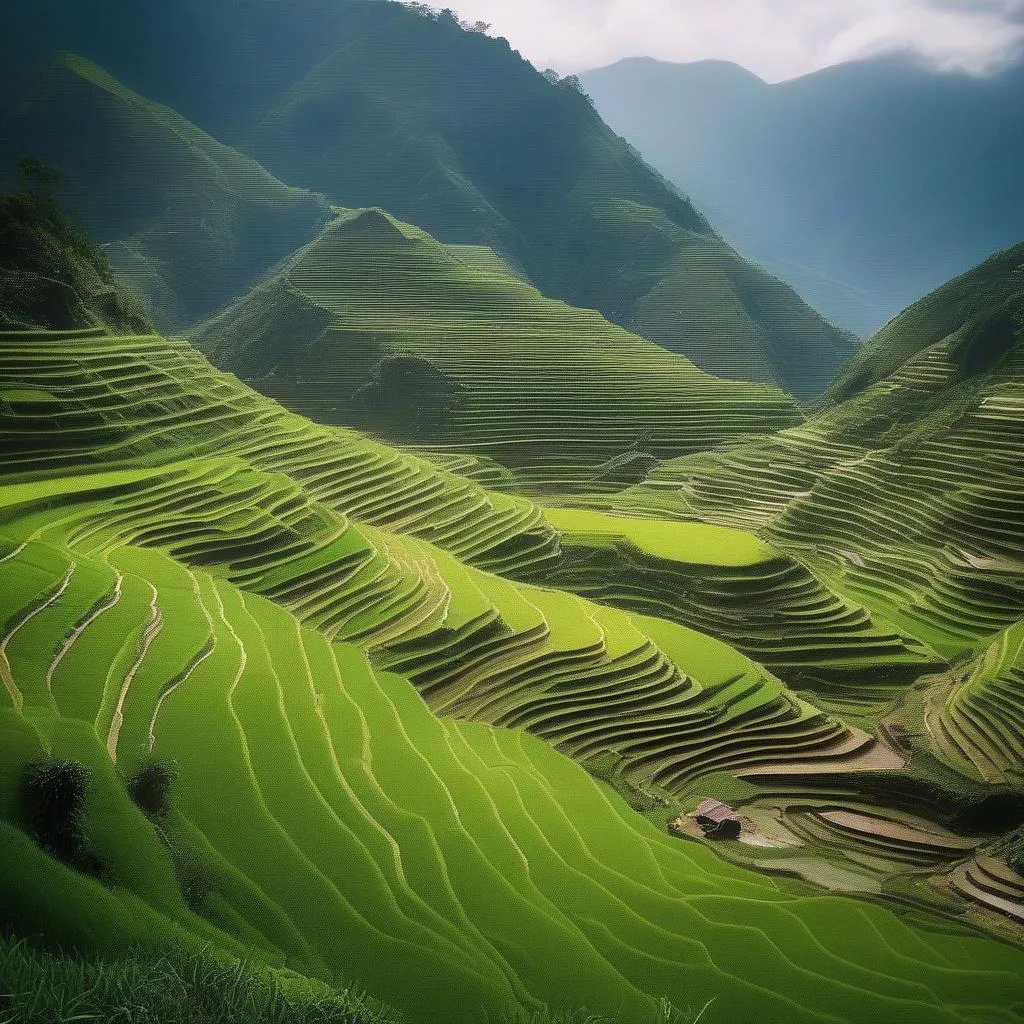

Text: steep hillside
xmin=0 ymin=178 xmax=149 ymax=333
xmin=827 ymin=242 xmax=1024 ymax=403
xmin=611 ymin=249 xmax=1024 ymax=663
xmin=193 ymin=207 xmax=805 ymax=489
xmin=0 ymin=53 xmax=330 ymax=327
xmin=240 ymin=2 xmax=856 ymax=398
xmin=581 ymin=55 xmax=1024 ymax=336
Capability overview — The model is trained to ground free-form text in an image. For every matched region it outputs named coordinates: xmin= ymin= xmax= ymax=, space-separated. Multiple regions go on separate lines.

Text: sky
xmin=437 ymin=0 xmax=1024 ymax=81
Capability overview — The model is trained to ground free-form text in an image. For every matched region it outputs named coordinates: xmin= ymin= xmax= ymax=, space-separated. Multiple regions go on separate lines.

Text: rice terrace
xmin=1 ymin=2 xmax=1023 ymax=1022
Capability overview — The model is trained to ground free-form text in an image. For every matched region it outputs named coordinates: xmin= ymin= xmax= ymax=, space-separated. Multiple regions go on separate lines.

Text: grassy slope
xmin=240 ymin=2 xmax=856 ymax=399
xmin=192 ymin=207 xmax=804 ymax=489
xmin=0 ymin=53 xmax=330 ymax=328
xmin=0 ymin=937 xmax=398 ymax=1024
xmin=2 ymin=325 xmax=1021 ymax=1021
xmin=3 ymin=531 xmax=1023 ymax=1023
xmin=827 ymin=242 xmax=1024 ymax=404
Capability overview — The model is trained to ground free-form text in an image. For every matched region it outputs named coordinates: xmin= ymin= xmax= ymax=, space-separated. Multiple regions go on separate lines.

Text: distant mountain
xmin=0 ymin=54 xmax=330 ymax=328
xmin=0 ymin=1 xmax=857 ymax=398
xmin=581 ymin=54 xmax=1024 ymax=336
xmin=192 ymin=206 xmax=804 ymax=489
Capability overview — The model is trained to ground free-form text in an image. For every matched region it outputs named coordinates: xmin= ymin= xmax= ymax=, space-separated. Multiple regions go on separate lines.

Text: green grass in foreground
xmin=0 ymin=938 xmax=700 ymax=1024
xmin=0 ymin=937 xmax=395 ymax=1024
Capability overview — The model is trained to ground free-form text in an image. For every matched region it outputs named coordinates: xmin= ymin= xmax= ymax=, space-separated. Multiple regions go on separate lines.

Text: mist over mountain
xmin=582 ymin=53 xmax=1024 ymax=336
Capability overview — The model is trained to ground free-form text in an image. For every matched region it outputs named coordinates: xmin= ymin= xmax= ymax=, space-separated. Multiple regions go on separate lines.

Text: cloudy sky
xmin=440 ymin=0 xmax=1024 ymax=81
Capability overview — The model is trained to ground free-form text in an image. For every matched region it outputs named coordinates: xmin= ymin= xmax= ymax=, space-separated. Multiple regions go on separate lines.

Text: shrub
xmin=128 ymin=760 xmax=178 ymax=823
xmin=22 ymin=760 xmax=93 ymax=870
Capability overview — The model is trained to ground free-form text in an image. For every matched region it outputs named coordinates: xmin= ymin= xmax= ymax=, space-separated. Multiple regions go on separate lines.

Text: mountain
xmin=192 ymin=206 xmax=804 ymax=490
xmin=581 ymin=54 xmax=1024 ymax=337
xmin=0 ymin=3 xmax=857 ymax=397
xmin=241 ymin=3 xmax=858 ymax=398
xmin=827 ymin=241 xmax=1024 ymax=403
xmin=0 ymin=53 xmax=330 ymax=328
xmin=613 ymin=245 xmax=1024 ymax=663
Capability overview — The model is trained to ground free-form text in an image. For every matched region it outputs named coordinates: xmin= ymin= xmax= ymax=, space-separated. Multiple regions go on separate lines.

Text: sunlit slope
xmin=0 ymin=327 xmax=883 ymax=790
xmin=193 ymin=208 xmax=803 ymax=490
xmin=828 ymin=242 xmax=1024 ymax=404
xmin=534 ymin=509 xmax=935 ymax=698
xmin=613 ymin=257 xmax=1024 ymax=658
xmin=929 ymin=620 xmax=1024 ymax=785
xmin=3 ymin=534 xmax=1024 ymax=1023
xmin=0 ymin=53 xmax=330 ymax=327
xmin=0 ymin=326 xmax=555 ymax=575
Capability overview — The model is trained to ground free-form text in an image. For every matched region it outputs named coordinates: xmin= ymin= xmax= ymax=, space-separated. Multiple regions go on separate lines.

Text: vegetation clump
xmin=127 ymin=761 xmax=178 ymax=824
xmin=21 ymin=760 xmax=97 ymax=874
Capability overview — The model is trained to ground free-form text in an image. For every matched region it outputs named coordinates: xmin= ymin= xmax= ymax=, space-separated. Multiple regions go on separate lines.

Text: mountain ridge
xmin=0 ymin=2 xmax=857 ymax=396
xmin=0 ymin=52 xmax=332 ymax=329
xmin=581 ymin=52 xmax=1024 ymax=336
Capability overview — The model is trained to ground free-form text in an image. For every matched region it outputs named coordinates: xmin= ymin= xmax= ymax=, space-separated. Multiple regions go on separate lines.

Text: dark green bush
xmin=128 ymin=760 xmax=178 ymax=823
xmin=22 ymin=760 xmax=94 ymax=872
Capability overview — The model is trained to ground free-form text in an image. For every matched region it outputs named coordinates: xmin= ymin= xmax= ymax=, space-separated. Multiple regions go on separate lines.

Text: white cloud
xmin=436 ymin=0 xmax=1024 ymax=80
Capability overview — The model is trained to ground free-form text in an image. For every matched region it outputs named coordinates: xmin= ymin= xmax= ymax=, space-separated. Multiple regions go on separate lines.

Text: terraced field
xmin=194 ymin=208 xmax=804 ymax=490
xmin=4 ymin=325 xmax=1024 ymax=1020
xmin=613 ymin=326 xmax=1024 ymax=659
xmin=930 ymin=620 xmax=1024 ymax=785
xmin=532 ymin=509 xmax=936 ymax=700
xmin=949 ymin=856 xmax=1024 ymax=925
xmin=0 ymin=328 xmax=881 ymax=794
xmin=7 ymin=540 xmax=1024 ymax=1022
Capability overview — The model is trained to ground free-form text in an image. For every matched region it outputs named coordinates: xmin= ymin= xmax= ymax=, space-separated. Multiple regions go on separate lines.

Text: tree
xmin=561 ymin=75 xmax=595 ymax=106
xmin=127 ymin=760 xmax=178 ymax=823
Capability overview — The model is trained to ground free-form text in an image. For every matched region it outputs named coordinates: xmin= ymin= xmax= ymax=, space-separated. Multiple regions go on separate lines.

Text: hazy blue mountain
xmin=582 ymin=54 xmax=1024 ymax=336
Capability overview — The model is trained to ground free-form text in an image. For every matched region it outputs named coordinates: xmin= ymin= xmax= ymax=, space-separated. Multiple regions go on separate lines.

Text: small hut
xmin=690 ymin=799 xmax=742 ymax=840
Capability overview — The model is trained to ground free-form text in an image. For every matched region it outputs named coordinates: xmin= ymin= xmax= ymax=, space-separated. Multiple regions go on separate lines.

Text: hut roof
xmin=692 ymin=799 xmax=741 ymax=823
